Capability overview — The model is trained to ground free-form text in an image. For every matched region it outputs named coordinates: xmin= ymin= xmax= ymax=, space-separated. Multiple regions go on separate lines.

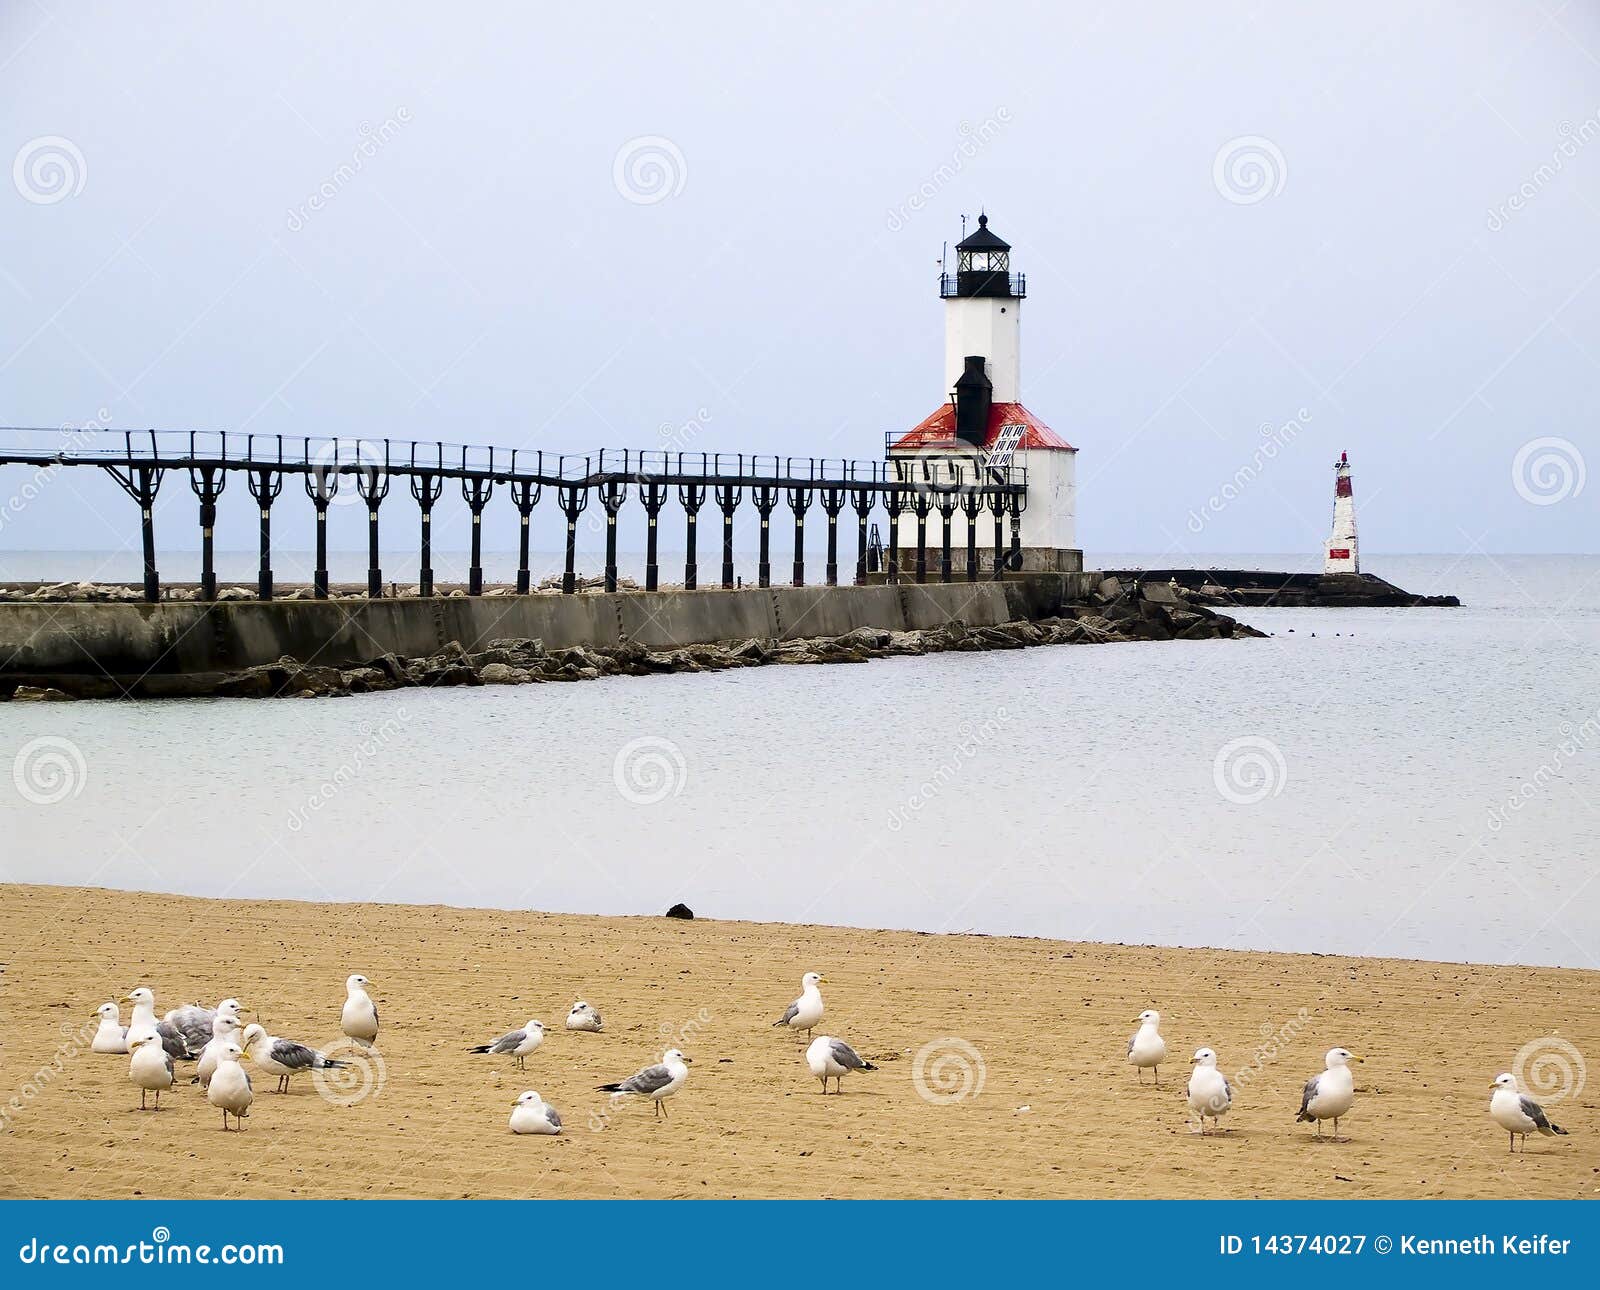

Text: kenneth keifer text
xmin=1401 ymin=1234 xmax=1571 ymax=1256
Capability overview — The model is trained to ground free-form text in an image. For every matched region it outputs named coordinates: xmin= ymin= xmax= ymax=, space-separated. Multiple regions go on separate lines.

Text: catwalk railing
xmin=0 ymin=429 xmax=1029 ymax=602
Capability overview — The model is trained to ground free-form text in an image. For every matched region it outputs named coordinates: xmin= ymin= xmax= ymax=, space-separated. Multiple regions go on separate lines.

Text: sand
xmin=0 ymin=883 xmax=1593 ymax=1199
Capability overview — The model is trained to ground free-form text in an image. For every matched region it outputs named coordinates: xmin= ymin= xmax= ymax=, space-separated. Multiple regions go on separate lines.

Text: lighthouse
xmin=887 ymin=214 xmax=1080 ymax=573
xmin=1324 ymin=451 xmax=1359 ymax=574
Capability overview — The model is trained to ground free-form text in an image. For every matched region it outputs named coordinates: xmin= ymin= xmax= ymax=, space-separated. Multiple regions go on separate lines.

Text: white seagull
xmin=1187 ymin=1047 xmax=1233 ymax=1133
xmin=1127 ymin=1009 xmax=1168 ymax=1084
xmin=774 ymin=972 xmax=825 ymax=1040
xmin=164 ymin=998 xmax=242 ymax=1055
xmin=125 ymin=987 xmax=191 ymax=1060
xmin=341 ymin=974 xmax=379 ymax=1048
xmin=207 ymin=1041 xmax=253 ymax=1131
xmin=238 ymin=1023 xmax=349 ymax=1094
xmin=509 ymin=1089 xmax=563 ymax=1135
xmin=469 ymin=1020 xmax=545 ymax=1070
xmin=806 ymin=1035 xmax=877 ymax=1094
xmin=91 ymin=1002 xmax=129 ymax=1054
xmin=1296 ymin=1047 xmax=1362 ymax=1139
xmin=1490 ymin=1072 xmax=1569 ymax=1153
xmin=196 ymin=1013 xmax=244 ymax=1090
xmin=566 ymin=1001 xmax=603 ymax=1032
xmin=128 ymin=1035 xmax=175 ymax=1110
xmin=598 ymin=1048 xmax=692 ymax=1118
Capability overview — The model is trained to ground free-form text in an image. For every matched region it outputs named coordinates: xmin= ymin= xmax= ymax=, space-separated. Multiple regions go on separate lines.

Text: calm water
xmin=2 ymin=554 xmax=1596 ymax=968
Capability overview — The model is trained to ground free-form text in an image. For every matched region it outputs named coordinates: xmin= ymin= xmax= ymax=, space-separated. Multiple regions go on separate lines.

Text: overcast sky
xmin=3 ymin=1 xmax=1598 ymax=559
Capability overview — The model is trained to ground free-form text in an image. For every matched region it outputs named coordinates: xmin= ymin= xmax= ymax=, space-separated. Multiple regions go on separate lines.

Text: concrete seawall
xmin=0 ymin=576 xmax=1101 ymax=676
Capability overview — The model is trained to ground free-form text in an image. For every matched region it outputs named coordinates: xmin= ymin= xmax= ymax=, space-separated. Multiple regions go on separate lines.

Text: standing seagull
xmin=469 ymin=1020 xmax=545 ymax=1070
xmin=125 ymin=988 xmax=191 ymax=1061
xmin=774 ymin=972 xmax=825 ymax=1040
xmin=806 ymin=1035 xmax=877 ymax=1094
xmin=165 ymin=998 xmax=242 ymax=1055
xmin=128 ymin=1035 xmax=174 ymax=1110
xmin=238 ymin=1023 xmax=349 ymax=1094
xmin=509 ymin=1090 xmax=563 ymax=1135
xmin=91 ymin=1002 xmax=129 ymax=1054
xmin=1490 ymin=1072 xmax=1569 ymax=1153
xmin=1296 ymin=1047 xmax=1362 ymax=1139
xmin=1127 ymin=1009 xmax=1167 ymax=1084
xmin=1186 ymin=1047 xmax=1233 ymax=1134
xmin=207 ymin=1041 xmax=253 ymax=1131
xmin=566 ymin=1001 xmax=603 ymax=1032
xmin=341 ymin=975 xmax=379 ymax=1048
xmin=597 ymin=1048 xmax=692 ymax=1118
xmin=196 ymin=1014 xmax=244 ymax=1090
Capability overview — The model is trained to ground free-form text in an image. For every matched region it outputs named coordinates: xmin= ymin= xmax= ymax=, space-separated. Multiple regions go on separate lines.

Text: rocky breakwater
xmin=1 ymin=583 xmax=1260 ymax=701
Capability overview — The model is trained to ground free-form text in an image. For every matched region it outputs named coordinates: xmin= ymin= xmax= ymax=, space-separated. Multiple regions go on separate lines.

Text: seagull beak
xmin=1189 ymin=1057 xmax=1198 ymax=1064
xmin=682 ymin=1057 xmax=693 ymax=1064
xmin=1349 ymin=1054 xmax=1364 ymax=1063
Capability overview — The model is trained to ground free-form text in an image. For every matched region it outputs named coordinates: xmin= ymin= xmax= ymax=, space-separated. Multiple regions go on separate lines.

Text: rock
xmin=1095 ymin=576 xmax=1122 ymax=602
xmin=478 ymin=662 xmax=533 ymax=685
xmin=216 ymin=587 xmax=254 ymax=602
xmin=421 ymin=664 xmax=482 ymax=687
xmin=11 ymin=685 xmax=72 ymax=701
xmin=340 ymin=667 xmax=393 ymax=693
xmin=665 ymin=903 xmax=695 ymax=920
xmin=486 ymin=637 xmax=545 ymax=657
xmin=839 ymin=626 xmax=892 ymax=650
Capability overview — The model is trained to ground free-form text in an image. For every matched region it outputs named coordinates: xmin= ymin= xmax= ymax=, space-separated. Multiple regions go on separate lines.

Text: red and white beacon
xmin=1324 ymin=450 xmax=1359 ymax=574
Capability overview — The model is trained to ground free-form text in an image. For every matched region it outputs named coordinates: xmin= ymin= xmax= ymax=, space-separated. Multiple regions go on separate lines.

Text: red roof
xmin=890 ymin=402 xmax=1075 ymax=452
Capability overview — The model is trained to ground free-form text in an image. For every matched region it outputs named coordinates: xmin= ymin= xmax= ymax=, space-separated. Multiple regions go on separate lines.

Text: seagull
xmin=164 ymin=998 xmax=242 ymax=1055
xmin=341 ymin=975 xmax=379 ymax=1048
xmin=195 ymin=1014 xmax=244 ymax=1089
xmin=1127 ymin=1009 xmax=1167 ymax=1084
xmin=1490 ymin=1072 xmax=1570 ymax=1153
xmin=207 ymin=1041 xmax=253 ymax=1131
xmin=238 ymin=1023 xmax=349 ymax=1094
xmin=91 ymin=1002 xmax=129 ymax=1054
xmin=509 ymin=1089 xmax=563 ymax=1135
xmin=469 ymin=1020 xmax=545 ymax=1070
xmin=806 ymin=1035 xmax=877 ymax=1094
xmin=598 ymin=1048 xmax=692 ymax=1118
xmin=566 ymin=1001 xmax=603 ymax=1032
xmin=125 ymin=987 xmax=192 ymax=1061
xmin=128 ymin=1035 xmax=174 ymax=1110
xmin=774 ymin=972 xmax=825 ymax=1040
xmin=1187 ymin=1047 xmax=1233 ymax=1133
xmin=1296 ymin=1047 xmax=1362 ymax=1139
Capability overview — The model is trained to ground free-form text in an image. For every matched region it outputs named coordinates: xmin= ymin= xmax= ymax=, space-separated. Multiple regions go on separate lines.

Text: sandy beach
xmin=0 ymin=883 xmax=1593 ymax=1200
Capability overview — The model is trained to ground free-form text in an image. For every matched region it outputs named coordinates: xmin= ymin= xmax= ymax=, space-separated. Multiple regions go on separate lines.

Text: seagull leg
xmin=140 ymin=1089 xmax=146 ymax=1111
xmin=1153 ymin=1066 xmax=1159 ymax=1086
xmin=818 ymin=1077 xmax=827 ymax=1094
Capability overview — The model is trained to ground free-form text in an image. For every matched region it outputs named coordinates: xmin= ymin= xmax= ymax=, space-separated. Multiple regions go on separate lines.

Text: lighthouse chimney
xmin=953 ymin=355 xmax=993 ymax=447
xmin=1324 ymin=451 xmax=1359 ymax=574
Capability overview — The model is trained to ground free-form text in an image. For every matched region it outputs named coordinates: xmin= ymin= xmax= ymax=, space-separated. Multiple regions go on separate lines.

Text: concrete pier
xmin=0 ymin=577 xmax=1102 ymax=678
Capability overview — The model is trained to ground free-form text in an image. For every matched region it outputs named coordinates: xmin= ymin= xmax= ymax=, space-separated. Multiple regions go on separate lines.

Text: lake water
xmin=2 ymin=554 xmax=1596 ymax=968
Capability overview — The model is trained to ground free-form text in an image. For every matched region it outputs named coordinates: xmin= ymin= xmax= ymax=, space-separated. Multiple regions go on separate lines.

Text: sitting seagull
xmin=207 ymin=1041 xmax=253 ymax=1131
xmin=566 ymin=1001 xmax=603 ymax=1033
xmin=774 ymin=972 xmax=825 ymax=1040
xmin=126 ymin=988 xmax=192 ymax=1061
xmin=195 ymin=1014 xmax=244 ymax=1089
xmin=1490 ymin=1072 xmax=1569 ymax=1153
xmin=1127 ymin=1009 xmax=1167 ymax=1084
xmin=1296 ymin=1047 xmax=1361 ymax=1139
xmin=1186 ymin=1047 xmax=1233 ymax=1133
xmin=164 ymin=998 xmax=242 ymax=1055
xmin=341 ymin=974 xmax=379 ymax=1048
xmin=597 ymin=1048 xmax=691 ymax=1119
xmin=470 ymin=1020 xmax=545 ymax=1070
xmin=91 ymin=1002 xmax=129 ymax=1054
xmin=806 ymin=1034 xmax=877 ymax=1094
xmin=128 ymin=1035 xmax=174 ymax=1110
xmin=238 ymin=1023 xmax=349 ymax=1094
xmin=509 ymin=1089 xmax=563 ymax=1135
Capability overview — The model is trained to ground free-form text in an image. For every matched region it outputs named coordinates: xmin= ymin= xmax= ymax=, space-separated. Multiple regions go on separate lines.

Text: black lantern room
xmin=941 ymin=213 xmax=1025 ymax=299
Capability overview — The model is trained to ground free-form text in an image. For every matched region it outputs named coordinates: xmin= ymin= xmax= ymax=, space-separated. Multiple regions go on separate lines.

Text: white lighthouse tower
xmin=1324 ymin=450 xmax=1359 ymax=574
xmin=887 ymin=214 xmax=1080 ymax=573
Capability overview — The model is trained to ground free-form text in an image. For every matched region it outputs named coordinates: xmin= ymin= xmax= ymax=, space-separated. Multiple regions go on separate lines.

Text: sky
xmin=2 ymin=0 xmax=1599 ymax=561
